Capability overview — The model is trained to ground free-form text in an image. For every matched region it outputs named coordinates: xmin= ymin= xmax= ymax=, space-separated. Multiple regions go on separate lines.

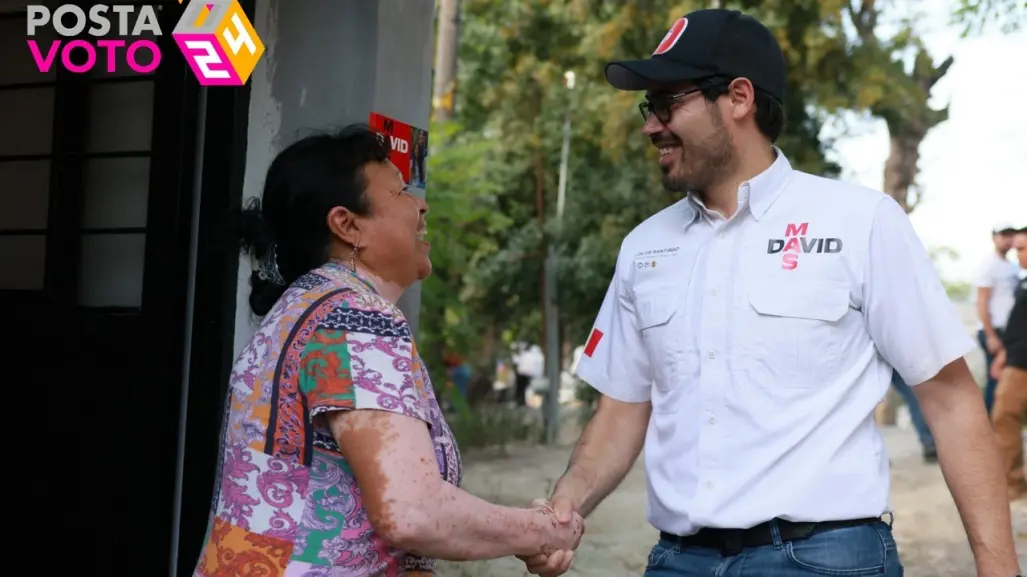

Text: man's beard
xmin=659 ymin=118 xmax=736 ymax=194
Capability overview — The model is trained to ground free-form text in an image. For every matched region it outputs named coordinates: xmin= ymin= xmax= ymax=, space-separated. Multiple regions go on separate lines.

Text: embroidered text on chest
xmin=634 ymin=246 xmax=680 ymax=259
xmin=766 ymin=222 xmax=843 ymax=270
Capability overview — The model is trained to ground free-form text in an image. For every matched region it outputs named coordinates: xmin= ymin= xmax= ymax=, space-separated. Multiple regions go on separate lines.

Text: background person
xmin=193 ymin=126 xmax=581 ymax=576
xmin=990 ymin=227 xmax=1027 ymax=501
xmin=410 ymin=128 xmax=428 ymax=188
xmin=974 ymin=223 xmax=1020 ymax=414
xmin=512 ymin=342 xmax=544 ymax=406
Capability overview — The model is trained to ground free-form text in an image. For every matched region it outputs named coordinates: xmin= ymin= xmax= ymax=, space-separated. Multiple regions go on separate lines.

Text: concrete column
xmin=235 ymin=0 xmax=436 ymax=356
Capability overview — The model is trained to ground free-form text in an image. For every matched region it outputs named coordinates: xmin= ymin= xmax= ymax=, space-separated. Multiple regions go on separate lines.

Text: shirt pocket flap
xmin=750 ymin=281 xmax=849 ymax=322
xmin=635 ymin=289 xmax=678 ymax=329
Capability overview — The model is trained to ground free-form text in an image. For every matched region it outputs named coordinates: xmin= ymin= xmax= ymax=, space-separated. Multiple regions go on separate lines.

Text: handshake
xmin=519 ymin=496 xmax=585 ymax=576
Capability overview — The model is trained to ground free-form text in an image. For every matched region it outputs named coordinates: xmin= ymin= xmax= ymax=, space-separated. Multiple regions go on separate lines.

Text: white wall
xmin=234 ymin=0 xmax=436 ymax=357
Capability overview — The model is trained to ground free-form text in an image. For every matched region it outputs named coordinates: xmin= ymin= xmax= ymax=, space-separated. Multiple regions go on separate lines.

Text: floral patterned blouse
xmin=194 ymin=262 xmax=462 ymax=576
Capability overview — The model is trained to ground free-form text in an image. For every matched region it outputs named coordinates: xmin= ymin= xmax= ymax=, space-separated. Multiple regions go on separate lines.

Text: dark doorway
xmin=0 ymin=2 xmax=200 ymax=572
xmin=173 ymin=49 xmax=252 ymax=577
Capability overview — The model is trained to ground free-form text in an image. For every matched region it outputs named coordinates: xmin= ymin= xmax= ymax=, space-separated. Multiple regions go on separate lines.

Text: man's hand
xmin=986 ymin=332 xmax=1004 ymax=355
xmin=515 ymin=395 xmax=648 ymax=575
xmin=990 ymin=348 xmax=1007 ymax=381
xmin=517 ymin=497 xmax=581 ymax=576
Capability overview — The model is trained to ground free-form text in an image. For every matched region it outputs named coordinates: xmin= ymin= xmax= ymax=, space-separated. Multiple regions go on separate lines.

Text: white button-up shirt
xmin=574 ymin=151 xmax=974 ymax=536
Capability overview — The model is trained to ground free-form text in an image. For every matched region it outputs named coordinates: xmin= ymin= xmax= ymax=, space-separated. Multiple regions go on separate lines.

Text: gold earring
xmin=348 ymin=246 xmax=358 ymax=271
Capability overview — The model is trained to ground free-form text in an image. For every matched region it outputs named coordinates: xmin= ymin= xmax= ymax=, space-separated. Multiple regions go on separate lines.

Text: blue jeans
xmin=891 ymin=371 xmax=934 ymax=452
xmin=644 ymin=521 xmax=903 ymax=576
xmin=978 ymin=329 xmax=1002 ymax=415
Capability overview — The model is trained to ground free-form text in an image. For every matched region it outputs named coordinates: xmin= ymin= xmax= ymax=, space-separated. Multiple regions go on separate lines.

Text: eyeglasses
xmin=638 ymin=85 xmax=708 ymax=124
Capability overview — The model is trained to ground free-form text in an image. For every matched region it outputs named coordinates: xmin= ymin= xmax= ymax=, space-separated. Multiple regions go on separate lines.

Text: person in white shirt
xmin=974 ymin=223 xmax=1020 ymax=415
xmin=512 ymin=343 xmax=545 ymax=406
xmin=516 ymin=8 xmax=1019 ymax=577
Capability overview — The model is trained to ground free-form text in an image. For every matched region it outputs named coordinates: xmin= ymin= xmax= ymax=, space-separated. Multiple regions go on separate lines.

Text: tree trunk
xmin=873 ymin=82 xmax=950 ymax=427
xmin=467 ymin=324 xmax=498 ymax=406
xmin=847 ymin=1 xmax=954 ymax=426
xmin=432 ymin=0 xmax=461 ymax=122
xmin=882 ymin=131 xmax=924 ymax=212
xmin=536 ymin=153 xmax=547 ymax=355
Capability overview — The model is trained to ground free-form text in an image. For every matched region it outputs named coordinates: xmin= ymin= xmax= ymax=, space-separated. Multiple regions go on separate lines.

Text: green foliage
xmin=952 ymin=0 xmax=1027 ymax=35
xmin=448 ymin=406 xmax=546 ymax=451
xmin=943 ymin=281 xmax=972 ymax=302
xmin=418 ymin=120 xmax=511 ymax=378
xmin=929 ymin=245 xmax=972 ymax=302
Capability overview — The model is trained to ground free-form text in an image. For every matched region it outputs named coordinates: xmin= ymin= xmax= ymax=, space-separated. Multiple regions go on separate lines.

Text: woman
xmin=194 ymin=125 xmax=583 ymax=576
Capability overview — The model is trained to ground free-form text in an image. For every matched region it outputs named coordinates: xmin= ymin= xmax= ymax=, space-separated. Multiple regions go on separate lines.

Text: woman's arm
xmin=326 ymin=409 xmax=582 ymax=561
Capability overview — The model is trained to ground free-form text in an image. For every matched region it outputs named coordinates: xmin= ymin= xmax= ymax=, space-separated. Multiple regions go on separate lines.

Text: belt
xmin=659 ymin=517 xmax=882 ymax=556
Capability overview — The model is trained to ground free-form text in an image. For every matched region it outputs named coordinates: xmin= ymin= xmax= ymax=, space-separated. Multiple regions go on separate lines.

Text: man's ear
xmin=326 ymin=205 xmax=362 ymax=247
xmin=726 ymin=77 xmax=756 ymax=121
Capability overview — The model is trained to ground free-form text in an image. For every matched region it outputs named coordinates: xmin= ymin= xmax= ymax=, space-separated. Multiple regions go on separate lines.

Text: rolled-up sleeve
xmin=861 ymin=196 xmax=975 ymax=386
xmin=574 ymin=253 xmax=653 ymax=402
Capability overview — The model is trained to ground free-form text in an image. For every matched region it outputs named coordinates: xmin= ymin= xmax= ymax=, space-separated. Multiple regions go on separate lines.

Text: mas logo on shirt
xmin=767 ymin=222 xmax=843 ymax=270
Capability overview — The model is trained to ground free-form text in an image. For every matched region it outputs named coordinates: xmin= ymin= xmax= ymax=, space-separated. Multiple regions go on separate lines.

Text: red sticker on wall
xmin=368 ymin=112 xmax=429 ymax=191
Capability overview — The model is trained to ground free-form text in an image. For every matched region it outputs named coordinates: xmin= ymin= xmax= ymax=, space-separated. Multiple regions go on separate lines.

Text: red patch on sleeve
xmin=583 ymin=329 xmax=604 ymax=358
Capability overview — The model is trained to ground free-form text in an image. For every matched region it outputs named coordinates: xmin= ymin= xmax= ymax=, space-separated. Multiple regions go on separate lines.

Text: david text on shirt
xmin=767 ymin=222 xmax=843 ymax=270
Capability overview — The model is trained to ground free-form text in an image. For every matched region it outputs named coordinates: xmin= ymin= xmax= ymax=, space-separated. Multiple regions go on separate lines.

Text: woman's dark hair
xmin=700 ymin=78 xmax=785 ymax=143
xmin=237 ymin=124 xmax=391 ymax=316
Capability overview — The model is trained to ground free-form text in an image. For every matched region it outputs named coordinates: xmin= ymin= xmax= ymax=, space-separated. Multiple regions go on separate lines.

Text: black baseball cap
xmin=605 ymin=9 xmax=786 ymax=103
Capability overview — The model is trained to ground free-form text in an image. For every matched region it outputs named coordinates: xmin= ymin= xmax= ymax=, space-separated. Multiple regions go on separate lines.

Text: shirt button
xmin=710 ymin=289 xmax=718 ymax=296
xmin=707 ymin=351 xmax=715 ymax=359
xmin=708 ymin=414 xmax=716 ymax=424
xmin=705 ymin=481 xmax=714 ymax=489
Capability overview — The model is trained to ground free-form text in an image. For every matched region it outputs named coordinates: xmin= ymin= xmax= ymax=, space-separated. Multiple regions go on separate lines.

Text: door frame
xmin=174 ymin=0 xmax=255 ymax=571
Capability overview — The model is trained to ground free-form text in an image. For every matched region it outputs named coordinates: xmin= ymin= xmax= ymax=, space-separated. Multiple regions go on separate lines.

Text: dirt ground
xmin=438 ymin=425 xmax=1027 ymax=577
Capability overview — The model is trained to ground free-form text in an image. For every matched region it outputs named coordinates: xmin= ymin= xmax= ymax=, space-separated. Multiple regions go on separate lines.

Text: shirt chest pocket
xmin=746 ymin=280 xmax=851 ymax=388
xmin=635 ymin=289 xmax=688 ymax=397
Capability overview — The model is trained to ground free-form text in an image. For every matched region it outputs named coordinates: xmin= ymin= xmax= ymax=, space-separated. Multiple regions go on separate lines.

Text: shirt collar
xmin=683 ymin=147 xmax=793 ymax=226
xmin=748 ymin=147 xmax=793 ymax=221
xmin=320 ymin=260 xmax=380 ymax=294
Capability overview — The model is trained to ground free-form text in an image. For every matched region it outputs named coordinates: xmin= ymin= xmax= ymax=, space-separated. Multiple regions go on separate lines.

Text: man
xmin=975 ymin=223 xmax=1020 ymax=414
xmin=512 ymin=342 xmax=543 ymax=406
xmin=990 ymin=228 xmax=1027 ymax=501
xmin=518 ymin=9 xmax=1019 ymax=577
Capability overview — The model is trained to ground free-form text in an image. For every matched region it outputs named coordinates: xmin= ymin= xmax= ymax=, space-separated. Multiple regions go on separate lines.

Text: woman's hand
xmin=519 ymin=498 xmax=583 ymax=576
xmin=532 ymin=500 xmax=584 ymax=555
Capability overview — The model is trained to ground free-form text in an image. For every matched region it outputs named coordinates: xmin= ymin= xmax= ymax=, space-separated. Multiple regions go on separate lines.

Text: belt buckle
xmin=721 ymin=529 xmax=744 ymax=556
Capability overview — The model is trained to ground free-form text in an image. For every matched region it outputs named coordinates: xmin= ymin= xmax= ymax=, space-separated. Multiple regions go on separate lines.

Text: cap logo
xmin=653 ymin=17 xmax=688 ymax=56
